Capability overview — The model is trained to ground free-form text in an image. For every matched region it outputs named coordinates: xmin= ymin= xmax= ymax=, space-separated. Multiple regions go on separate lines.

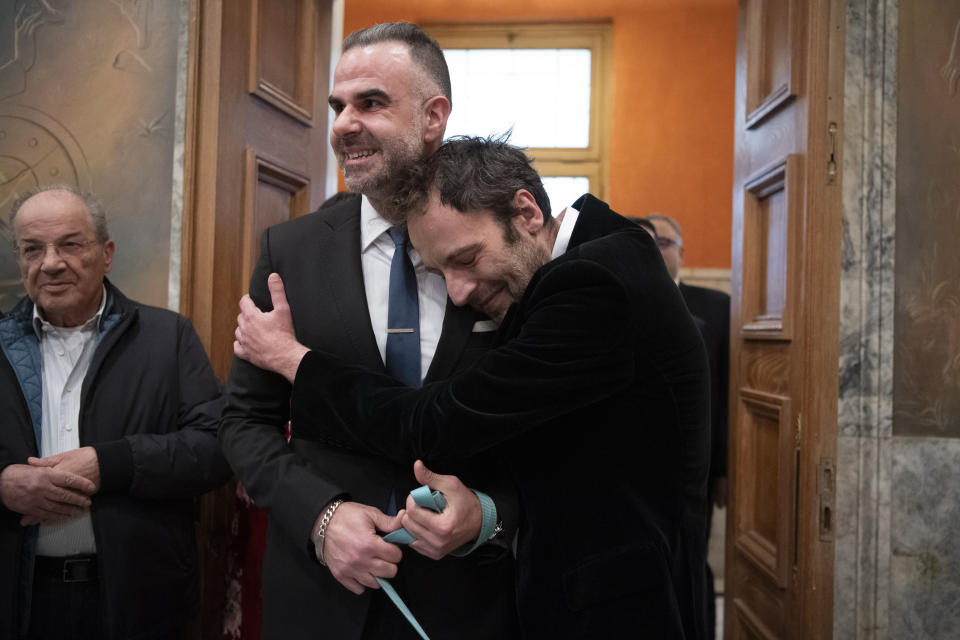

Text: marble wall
xmin=893 ymin=0 xmax=960 ymax=438
xmin=836 ymin=0 xmax=898 ymax=635
xmin=0 ymin=0 xmax=186 ymax=312
xmin=837 ymin=0 xmax=960 ymax=638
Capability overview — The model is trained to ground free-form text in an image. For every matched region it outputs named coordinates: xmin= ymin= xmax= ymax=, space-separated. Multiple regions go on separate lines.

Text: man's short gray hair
xmin=645 ymin=213 xmax=682 ymax=240
xmin=342 ymin=22 xmax=452 ymax=105
xmin=9 ymin=184 xmax=110 ymax=249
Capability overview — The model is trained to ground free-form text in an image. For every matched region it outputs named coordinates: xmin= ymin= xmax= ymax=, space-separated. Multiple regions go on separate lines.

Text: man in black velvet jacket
xmin=234 ymin=137 xmax=712 ymax=639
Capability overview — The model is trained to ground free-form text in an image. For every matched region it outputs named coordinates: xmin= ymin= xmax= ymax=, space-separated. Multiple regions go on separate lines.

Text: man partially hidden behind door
xmin=647 ymin=212 xmax=731 ymax=639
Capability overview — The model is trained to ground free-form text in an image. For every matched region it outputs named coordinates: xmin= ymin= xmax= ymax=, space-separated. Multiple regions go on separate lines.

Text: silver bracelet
xmin=313 ymin=499 xmax=344 ymax=566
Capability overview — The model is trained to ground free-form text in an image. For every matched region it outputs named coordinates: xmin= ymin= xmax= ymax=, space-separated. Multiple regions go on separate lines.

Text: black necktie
xmin=384 ymin=227 xmax=421 ymax=515
xmin=385 ymin=227 xmax=421 ymax=388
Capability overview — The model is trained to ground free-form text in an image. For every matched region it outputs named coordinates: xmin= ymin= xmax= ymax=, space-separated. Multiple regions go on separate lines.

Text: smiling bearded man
xmin=219 ymin=23 xmax=520 ymax=640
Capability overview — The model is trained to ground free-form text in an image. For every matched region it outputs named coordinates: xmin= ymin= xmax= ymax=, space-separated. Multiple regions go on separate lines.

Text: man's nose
xmin=331 ymin=105 xmax=362 ymax=138
xmin=39 ymin=245 xmax=67 ymax=271
xmin=444 ymin=274 xmax=476 ymax=307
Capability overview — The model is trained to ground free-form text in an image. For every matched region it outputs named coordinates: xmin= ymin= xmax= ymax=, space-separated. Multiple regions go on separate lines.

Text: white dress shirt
xmin=32 ymin=286 xmax=107 ymax=556
xmin=359 ymin=196 xmax=447 ymax=382
xmin=551 ymin=204 xmax=580 ymax=258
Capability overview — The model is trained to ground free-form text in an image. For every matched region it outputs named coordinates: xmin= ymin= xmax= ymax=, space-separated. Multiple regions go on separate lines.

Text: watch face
xmin=0 ymin=107 xmax=90 ymax=312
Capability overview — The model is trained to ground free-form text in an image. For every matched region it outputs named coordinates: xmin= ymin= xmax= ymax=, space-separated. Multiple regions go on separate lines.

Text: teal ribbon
xmin=377 ymin=485 xmax=499 ymax=640
xmin=373 ymin=579 xmax=431 ymax=640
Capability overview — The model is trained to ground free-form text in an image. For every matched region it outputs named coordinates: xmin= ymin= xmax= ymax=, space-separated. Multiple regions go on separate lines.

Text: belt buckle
xmin=62 ymin=557 xmax=92 ymax=583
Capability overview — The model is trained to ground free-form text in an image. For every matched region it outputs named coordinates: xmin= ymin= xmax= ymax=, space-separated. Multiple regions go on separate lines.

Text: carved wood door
xmin=183 ymin=0 xmax=332 ymax=377
xmin=725 ymin=0 xmax=843 ymax=638
xmin=180 ymin=1 xmax=333 ymax=636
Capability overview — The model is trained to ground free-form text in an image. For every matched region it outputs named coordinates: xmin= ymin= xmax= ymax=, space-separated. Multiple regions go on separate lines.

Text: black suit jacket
xmin=219 ymin=196 xmax=519 ymax=640
xmin=290 ymin=195 xmax=711 ymax=639
xmin=678 ymin=283 xmax=730 ymax=486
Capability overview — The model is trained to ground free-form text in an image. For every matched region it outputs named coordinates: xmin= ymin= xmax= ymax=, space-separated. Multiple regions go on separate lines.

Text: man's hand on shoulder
xmin=315 ymin=501 xmax=404 ymax=595
xmin=0 ymin=460 xmax=96 ymax=525
xmin=403 ymin=460 xmax=483 ymax=560
xmin=234 ymin=273 xmax=309 ymax=383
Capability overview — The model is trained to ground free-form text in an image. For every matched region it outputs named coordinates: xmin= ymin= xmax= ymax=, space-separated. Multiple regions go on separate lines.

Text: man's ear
xmin=102 ymin=240 xmax=115 ymax=274
xmin=422 ymin=95 xmax=451 ymax=148
xmin=511 ymin=189 xmax=545 ymax=236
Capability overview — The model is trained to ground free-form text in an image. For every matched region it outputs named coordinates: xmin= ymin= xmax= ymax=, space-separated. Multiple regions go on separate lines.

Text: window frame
xmin=424 ymin=22 xmax=613 ymax=201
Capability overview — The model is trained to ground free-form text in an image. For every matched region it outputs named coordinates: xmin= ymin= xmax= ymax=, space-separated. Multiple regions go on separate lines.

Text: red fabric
xmin=223 ymin=484 xmax=268 ymax=640
xmin=223 ymin=420 xmax=288 ymax=639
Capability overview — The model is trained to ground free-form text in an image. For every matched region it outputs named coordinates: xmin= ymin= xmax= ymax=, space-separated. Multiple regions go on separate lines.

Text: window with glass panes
xmin=425 ymin=23 xmax=611 ymax=213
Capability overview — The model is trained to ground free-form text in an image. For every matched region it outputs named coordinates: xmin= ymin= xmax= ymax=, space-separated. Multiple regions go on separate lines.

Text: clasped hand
xmin=0 ymin=447 xmax=100 ymax=526
xmin=321 ymin=461 xmax=484 ymax=594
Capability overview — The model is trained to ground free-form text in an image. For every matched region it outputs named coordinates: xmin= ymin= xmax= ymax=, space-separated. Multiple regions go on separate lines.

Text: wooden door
xmin=183 ymin=0 xmax=332 ymax=376
xmin=180 ymin=0 xmax=333 ymax=636
xmin=725 ymin=0 xmax=843 ymax=638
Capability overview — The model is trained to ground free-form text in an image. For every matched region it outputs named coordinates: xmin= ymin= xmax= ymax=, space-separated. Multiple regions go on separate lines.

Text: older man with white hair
xmin=0 ymin=185 xmax=229 ymax=640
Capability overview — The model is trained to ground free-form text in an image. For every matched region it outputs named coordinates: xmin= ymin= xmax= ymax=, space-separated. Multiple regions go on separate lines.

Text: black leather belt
xmin=34 ymin=555 xmax=98 ymax=583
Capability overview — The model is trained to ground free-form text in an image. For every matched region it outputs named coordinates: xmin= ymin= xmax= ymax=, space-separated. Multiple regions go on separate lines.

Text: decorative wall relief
xmin=894 ymin=0 xmax=960 ymax=438
xmin=0 ymin=104 xmax=91 ymax=309
xmin=0 ymin=0 xmax=180 ymax=312
xmin=942 ymin=19 xmax=960 ymax=96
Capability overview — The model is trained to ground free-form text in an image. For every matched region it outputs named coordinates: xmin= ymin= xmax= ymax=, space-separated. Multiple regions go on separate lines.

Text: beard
xmin=503 ymin=231 xmax=553 ymax=307
xmin=337 ymin=119 xmax=424 ymax=206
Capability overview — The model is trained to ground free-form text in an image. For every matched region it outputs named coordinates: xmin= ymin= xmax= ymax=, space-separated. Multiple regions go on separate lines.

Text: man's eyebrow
xmin=355 ymin=88 xmax=390 ymax=103
xmin=18 ymin=230 xmax=86 ymax=244
xmin=329 ymin=89 xmax=391 ymax=109
xmin=445 ymin=243 xmax=482 ymax=264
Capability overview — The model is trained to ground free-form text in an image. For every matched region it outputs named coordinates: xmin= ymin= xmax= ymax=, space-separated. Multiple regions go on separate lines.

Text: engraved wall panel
xmin=741 ymin=155 xmax=802 ymax=340
xmin=248 ymin=0 xmax=317 ymax=124
xmin=745 ymin=0 xmax=803 ymax=127
xmin=893 ymin=0 xmax=960 ymax=438
xmin=0 ymin=2 xmax=181 ymax=312
xmin=242 ymin=149 xmax=310 ymax=282
xmin=734 ymin=388 xmax=794 ymax=588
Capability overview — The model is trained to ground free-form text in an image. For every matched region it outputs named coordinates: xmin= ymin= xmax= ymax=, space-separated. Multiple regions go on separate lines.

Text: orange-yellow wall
xmin=343 ymin=0 xmax=737 ymax=269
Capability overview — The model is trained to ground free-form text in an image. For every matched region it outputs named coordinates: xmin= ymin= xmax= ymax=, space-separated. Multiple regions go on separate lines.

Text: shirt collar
xmin=551 ymin=204 xmax=580 ymax=259
xmin=33 ymin=284 xmax=108 ymax=338
xmin=360 ymin=195 xmax=395 ymax=252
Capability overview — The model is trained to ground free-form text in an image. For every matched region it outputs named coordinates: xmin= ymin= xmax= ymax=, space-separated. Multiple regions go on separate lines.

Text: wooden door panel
xmin=742 ymin=343 xmax=791 ymax=394
xmin=182 ymin=1 xmax=332 ymax=637
xmin=734 ymin=388 xmax=794 ymax=589
xmin=250 ymin=0 xmax=318 ymax=124
xmin=733 ymin=593 xmax=781 ymax=640
xmin=742 ymin=155 xmax=803 ymax=339
xmin=184 ymin=0 xmax=330 ymax=377
xmin=727 ymin=0 xmax=841 ymax=638
xmin=242 ymin=149 xmax=311 ymax=283
xmin=745 ymin=0 xmax=803 ymax=127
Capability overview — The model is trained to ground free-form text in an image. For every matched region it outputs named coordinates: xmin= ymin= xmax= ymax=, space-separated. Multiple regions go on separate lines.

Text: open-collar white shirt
xmin=551 ymin=204 xmax=580 ymax=258
xmin=31 ymin=285 xmax=107 ymax=555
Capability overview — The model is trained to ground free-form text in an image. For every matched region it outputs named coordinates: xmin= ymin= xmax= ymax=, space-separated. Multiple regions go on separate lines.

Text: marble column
xmin=836 ymin=0 xmax=898 ymax=637
xmin=837 ymin=1 xmax=960 ymax=638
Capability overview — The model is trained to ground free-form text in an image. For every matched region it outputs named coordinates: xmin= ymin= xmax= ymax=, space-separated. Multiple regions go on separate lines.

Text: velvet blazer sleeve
xmin=290 ymin=257 xmax=637 ymax=463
